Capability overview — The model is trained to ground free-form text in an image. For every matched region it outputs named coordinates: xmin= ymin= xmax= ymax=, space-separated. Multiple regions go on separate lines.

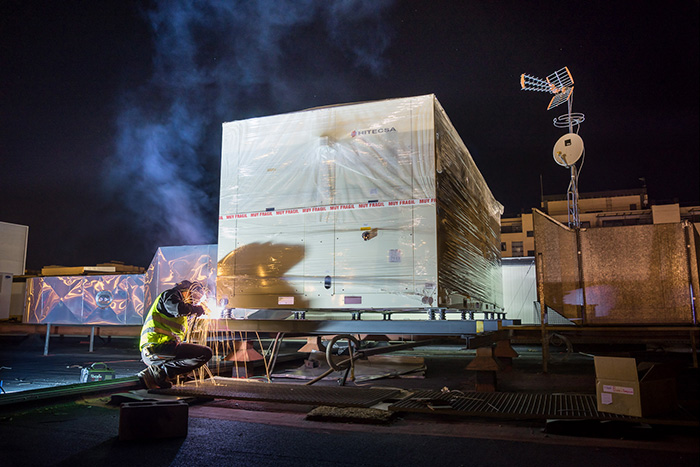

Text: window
xmin=526 ymin=230 xmax=534 ymax=237
xmin=527 ymin=250 xmax=535 ymax=256
xmin=501 ymin=242 xmax=507 ymax=251
xmin=603 ymin=220 xmax=624 ymax=227
xmin=501 ymin=225 xmax=522 ymax=234
xmin=580 ymin=221 xmax=591 ymax=228
xmin=511 ymin=241 xmax=524 ymax=257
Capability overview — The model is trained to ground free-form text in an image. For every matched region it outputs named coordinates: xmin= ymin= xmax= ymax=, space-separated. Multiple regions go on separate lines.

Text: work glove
xmin=192 ymin=305 xmax=206 ymax=317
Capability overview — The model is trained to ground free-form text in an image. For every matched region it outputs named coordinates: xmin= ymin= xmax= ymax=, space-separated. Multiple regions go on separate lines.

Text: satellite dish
xmin=553 ymin=132 xmax=584 ymax=167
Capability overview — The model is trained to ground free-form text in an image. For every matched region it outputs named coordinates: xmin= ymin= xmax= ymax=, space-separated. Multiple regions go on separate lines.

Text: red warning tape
xmin=219 ymin=198 xmax=437 ymax=221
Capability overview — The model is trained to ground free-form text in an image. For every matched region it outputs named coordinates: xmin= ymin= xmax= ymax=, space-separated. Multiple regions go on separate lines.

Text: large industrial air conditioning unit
xmin=217 ymin=95 xmax=503 ymax=315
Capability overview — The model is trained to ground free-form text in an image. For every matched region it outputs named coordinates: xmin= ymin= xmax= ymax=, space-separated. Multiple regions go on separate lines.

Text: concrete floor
xmin=0 ymin=334 xmax=698 ymax=466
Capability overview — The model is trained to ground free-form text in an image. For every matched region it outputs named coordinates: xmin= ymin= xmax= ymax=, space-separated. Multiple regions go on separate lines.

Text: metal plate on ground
xmin=389 ymin=390 xmax=699 ymax=425
xmin=153 ymin=377 xmax=402 ymax=408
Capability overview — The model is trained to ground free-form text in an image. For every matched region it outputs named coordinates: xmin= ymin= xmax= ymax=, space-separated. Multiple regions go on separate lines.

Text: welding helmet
xmin=176 ymin=280 xmax=205 ymax=305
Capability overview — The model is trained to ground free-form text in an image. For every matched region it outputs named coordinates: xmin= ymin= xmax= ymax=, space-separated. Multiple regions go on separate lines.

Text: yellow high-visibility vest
xmin=139 ymin=292 xmax=188 ymax=350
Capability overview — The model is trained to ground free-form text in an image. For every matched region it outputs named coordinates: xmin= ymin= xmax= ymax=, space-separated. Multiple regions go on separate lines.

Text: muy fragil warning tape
xmin=219 ymin=198 xmax=437 ymax=221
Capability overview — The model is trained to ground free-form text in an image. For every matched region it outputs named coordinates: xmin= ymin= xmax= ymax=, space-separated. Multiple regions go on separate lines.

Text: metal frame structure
xmin=212 ymin=317 xmax=517 ymax=337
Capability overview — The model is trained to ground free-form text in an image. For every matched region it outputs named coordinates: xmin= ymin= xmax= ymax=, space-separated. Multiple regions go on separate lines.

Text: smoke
xmin=108 ymin=0 xmax=395 ymax=257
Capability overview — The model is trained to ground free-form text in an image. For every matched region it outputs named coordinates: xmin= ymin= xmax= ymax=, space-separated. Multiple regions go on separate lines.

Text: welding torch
xmin=185 ymin=294 xmax=208 ymax=342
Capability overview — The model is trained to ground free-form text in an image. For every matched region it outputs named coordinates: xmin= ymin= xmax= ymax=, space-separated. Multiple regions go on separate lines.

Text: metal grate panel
xmin=390 ymin=390 xmax=637 ymax=420
xmin=154 ymin=378 xmax=401 ymax=408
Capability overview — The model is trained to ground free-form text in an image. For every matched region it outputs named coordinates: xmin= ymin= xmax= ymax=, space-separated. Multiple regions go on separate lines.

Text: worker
xmin=138 ymin=280 xmax=212 ymax=389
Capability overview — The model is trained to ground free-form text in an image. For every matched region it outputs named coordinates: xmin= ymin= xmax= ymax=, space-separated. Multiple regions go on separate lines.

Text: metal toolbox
xmin=80 ymin=362 xmax=115 ymax=383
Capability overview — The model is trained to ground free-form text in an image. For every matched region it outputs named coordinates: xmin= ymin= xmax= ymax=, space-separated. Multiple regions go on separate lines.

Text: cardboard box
xmin=594 ymin=356 xmax=677 ymax=417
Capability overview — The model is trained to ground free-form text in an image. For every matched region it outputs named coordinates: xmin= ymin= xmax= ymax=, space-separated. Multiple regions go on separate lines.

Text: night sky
xmin=1 ymin=0 xmax=698 ymax=271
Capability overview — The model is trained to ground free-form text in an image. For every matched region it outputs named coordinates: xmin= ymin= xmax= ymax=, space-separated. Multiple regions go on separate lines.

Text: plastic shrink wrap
xmin=217 ymin=95 xmax=503 ymax=313
xmin=25 ymin=275 xmax=144 ymax=325
xmin=24 ymin=245 xmax=217 ymax=325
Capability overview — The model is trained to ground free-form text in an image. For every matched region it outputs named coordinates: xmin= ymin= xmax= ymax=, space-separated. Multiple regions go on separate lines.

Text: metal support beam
xmin=212 ymin=318 xmax=517 ymax=336
xmin=537 ymin=253 xmax=549 ymax=373
xmin=44 ymin=324 xmax=50 ymax=356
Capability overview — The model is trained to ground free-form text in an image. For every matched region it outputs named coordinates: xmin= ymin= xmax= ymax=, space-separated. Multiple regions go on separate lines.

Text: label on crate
xmin=278 ymin=296 xmax=294 ymax=305
xmin=603 ymin=384 xmax=635 ymax=395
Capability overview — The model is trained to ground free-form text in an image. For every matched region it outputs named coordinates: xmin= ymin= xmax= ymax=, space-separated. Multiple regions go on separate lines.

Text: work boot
xmin=137 ymin=367 xmax=159 ymax=390
xmin=138 ymin=365 xmax=172 ymax=389
xmin=153 ymin=365 xmax=172 ymax=389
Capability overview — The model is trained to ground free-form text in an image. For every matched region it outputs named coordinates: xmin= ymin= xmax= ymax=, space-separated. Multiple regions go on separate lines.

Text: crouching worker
xmin=138 ymin=280 xmax=213 ymax=389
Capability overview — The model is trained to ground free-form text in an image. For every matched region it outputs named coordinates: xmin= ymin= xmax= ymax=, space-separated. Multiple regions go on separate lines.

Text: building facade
xmin=501 ymin=188 xmax=700 ymax=258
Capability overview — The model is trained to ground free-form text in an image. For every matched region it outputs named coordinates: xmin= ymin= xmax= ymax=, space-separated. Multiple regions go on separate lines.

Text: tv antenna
xmin=520 ymin=66 xmax=586 ymax=228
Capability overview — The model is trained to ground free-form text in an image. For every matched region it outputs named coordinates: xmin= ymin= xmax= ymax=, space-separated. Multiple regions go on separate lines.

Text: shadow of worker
xmin=217 ymin=241 xmax=309 ymax=310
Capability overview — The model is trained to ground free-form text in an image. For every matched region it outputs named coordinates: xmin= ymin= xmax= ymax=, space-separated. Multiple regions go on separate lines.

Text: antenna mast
xmin=520 ymin=66 xmax=586 ymax=228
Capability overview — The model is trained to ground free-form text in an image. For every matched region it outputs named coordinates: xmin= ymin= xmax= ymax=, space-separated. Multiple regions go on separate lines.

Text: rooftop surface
xmin=0 ymin=334 xmax=698 ymax=466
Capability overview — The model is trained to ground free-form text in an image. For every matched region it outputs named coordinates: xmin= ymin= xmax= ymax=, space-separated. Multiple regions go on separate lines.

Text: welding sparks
xmin=185 ymin=308 xmax=273 ymax=387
